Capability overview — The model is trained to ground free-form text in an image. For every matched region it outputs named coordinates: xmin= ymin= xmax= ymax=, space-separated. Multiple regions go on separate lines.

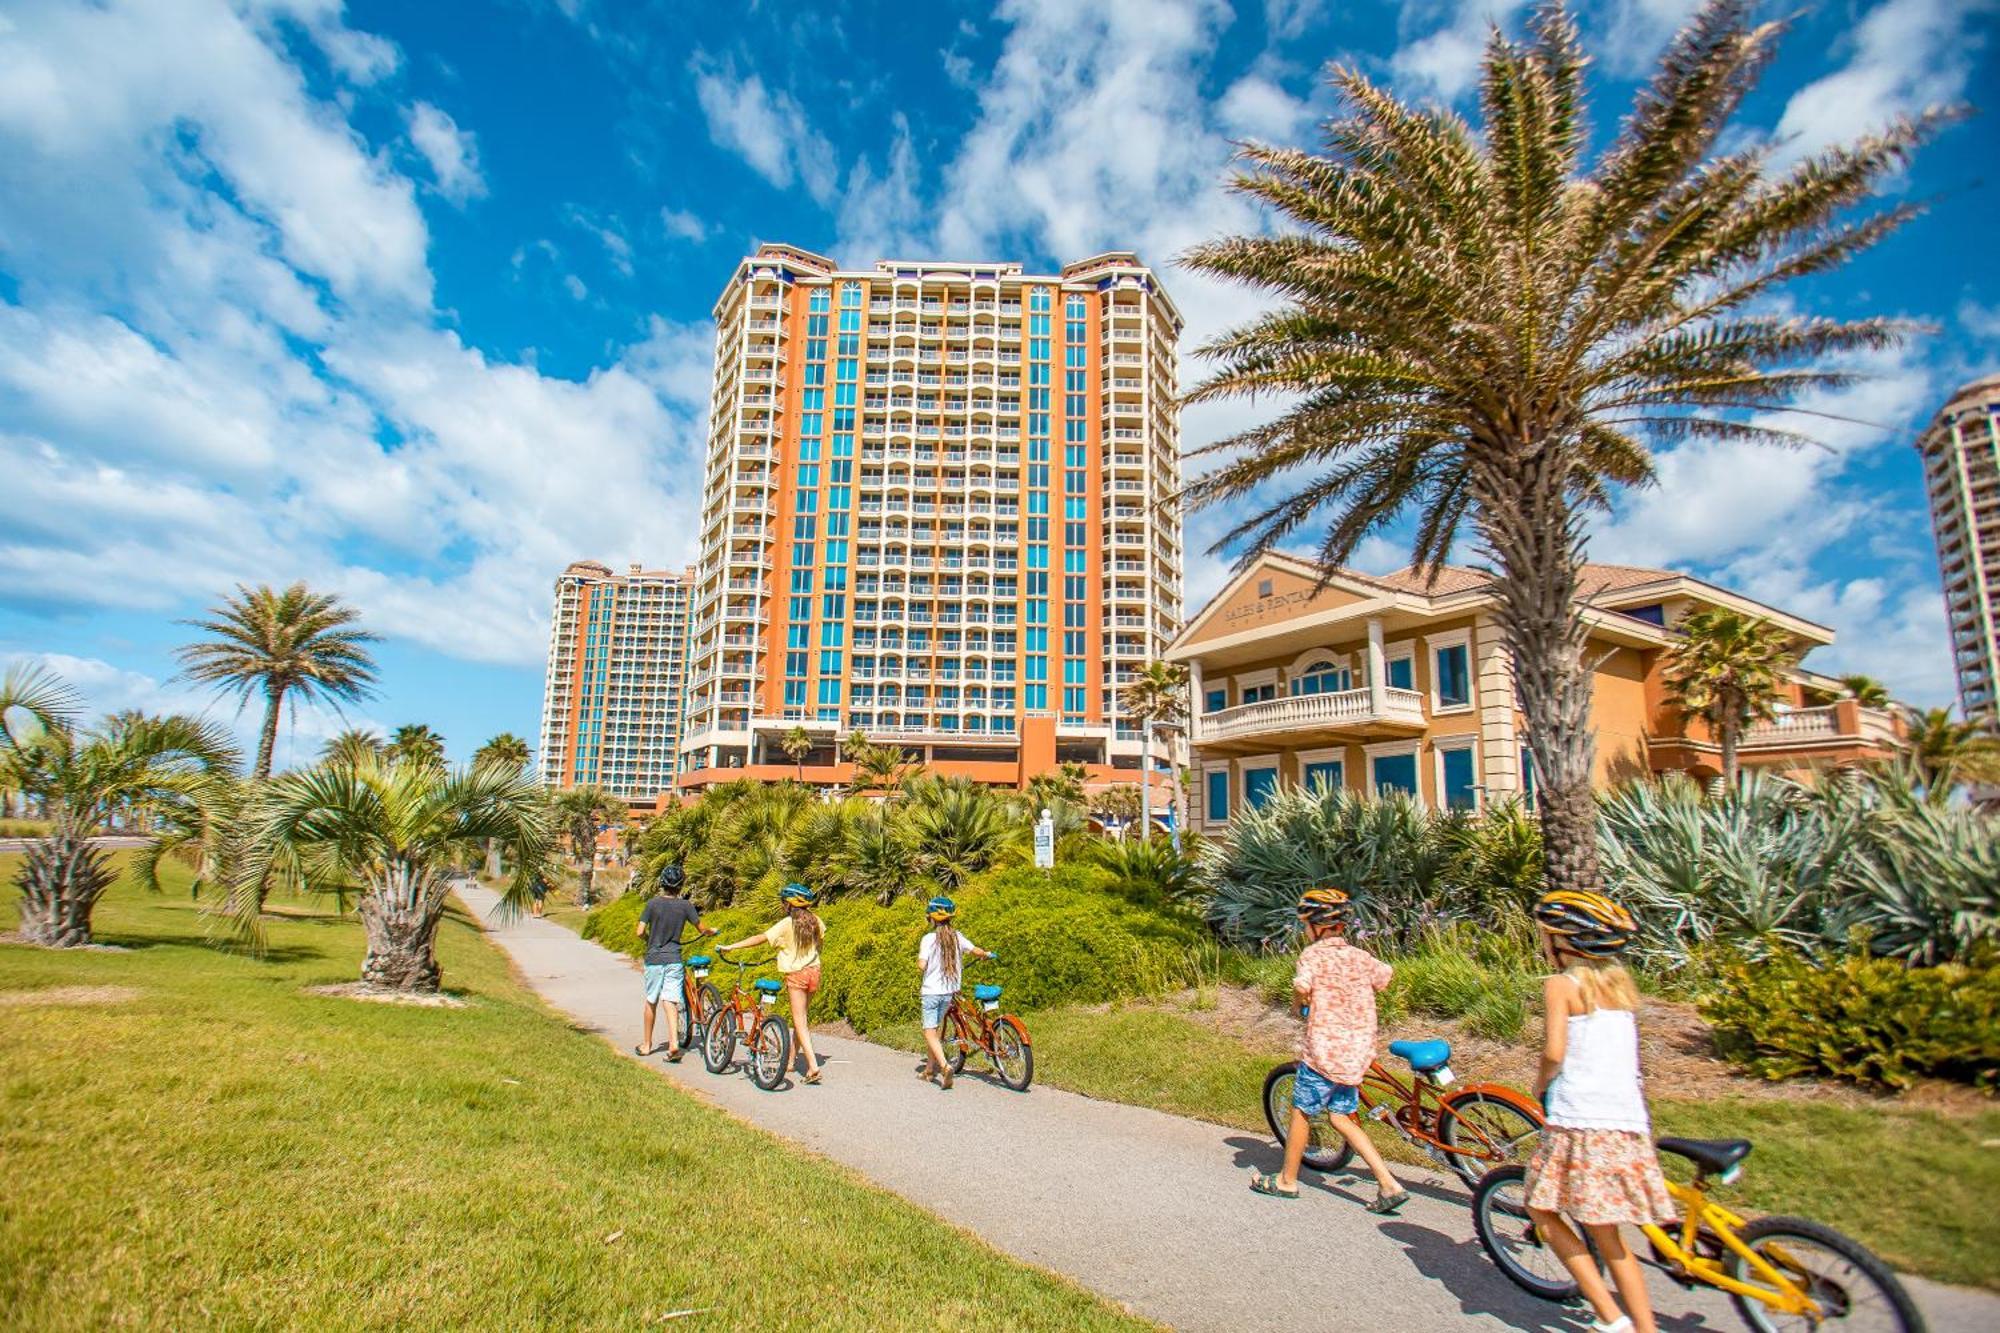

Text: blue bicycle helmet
xmin=926 ymin=896 xmax=956 ymax=922
xmin=655 ymin=863 xmax=686 ymax=892
xmin=779 ymin=882 xmax=817 ymax=906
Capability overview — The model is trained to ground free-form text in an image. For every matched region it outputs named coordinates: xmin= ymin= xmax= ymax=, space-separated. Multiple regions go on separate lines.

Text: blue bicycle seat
xmin=973 ymin=984 xmax=1003 ymax=1003
xmin=753 ymin=978 xmax=784 ymax=995
xmin=1389 ymin=1038 xmax=1452 ymax=1071
xmin=686 ymin=955 xmax=713 ymax=968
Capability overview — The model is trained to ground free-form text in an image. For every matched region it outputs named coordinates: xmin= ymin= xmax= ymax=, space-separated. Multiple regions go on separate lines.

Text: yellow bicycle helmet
xmin=1532 ymin=889 xmax=1638 ymax=956
xmin=1295 ymin=886 xmax=1352 ymax=925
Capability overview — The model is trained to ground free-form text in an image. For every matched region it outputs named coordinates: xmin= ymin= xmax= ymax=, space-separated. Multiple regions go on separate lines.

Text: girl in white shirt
xmin=916 ymin=896 xmax=994 ymax=1090
xmin=1524 ymin=890 xmax=1674 ymax=1333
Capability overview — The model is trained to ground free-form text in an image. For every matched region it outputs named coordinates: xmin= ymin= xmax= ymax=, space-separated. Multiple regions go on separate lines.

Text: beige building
xmin=677 ymin=244 xmax=1183 ymax=793
xmin=1166 ymin=555 xmax=1903 ymax=829
xmin=1916 ymin=373 xmax=2000 ymax=721
xmin=538 ymin=560 xmax=695 ymax=802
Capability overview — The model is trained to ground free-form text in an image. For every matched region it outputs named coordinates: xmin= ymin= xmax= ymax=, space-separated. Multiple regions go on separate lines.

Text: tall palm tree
xmin=387 ymin=724 xmax=446 ymax=769
xmin=1839 ymin=674 xmax=1893 ymax=709
xmin=1901 ymin=707 xmax=2000 ymax=790
xmin=551 ymin=784 xmax=621 ymax=908
xmin=1178 ymin=0 xmax=1939 ymax=895
xmin=779 ymin=725 xmax=814 ymax=781
xmin=248 ymin=755 xmax=555 ymax=991
xmin=1025 ymin=766 xmax=1085 ymax=812
xmin=1663 ymin=609 xmax=1798 ymax=786
xmin=320 ymin=728 xmax=385 ymax=770
xmin=176 ymin=583 xmax=379 ymax=780
xmin=472 ymin=732 xmax=532 ymax=774
xmin=1120 ymin=660 xmax=1190 ymax=839
xmin=0 ymin=665 xmax=239 ymax=946
xmin=849 ymin=740 xmax=916 ymax=796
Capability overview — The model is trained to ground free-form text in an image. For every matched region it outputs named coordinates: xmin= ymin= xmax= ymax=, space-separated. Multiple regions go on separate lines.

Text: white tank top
xmin=1545 ymin=1005 xmax=1651 ymax=1133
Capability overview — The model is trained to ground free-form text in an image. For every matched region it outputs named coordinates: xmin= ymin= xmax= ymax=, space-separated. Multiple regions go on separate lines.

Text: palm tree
xmin=320 ymin=728 xmax=384 ymax=770
xmin=1025 ymin=766 xmax=1085 ymax=812
xmin=551 ymin=785 xmax=621 ymax=909
xmin=176 ymin=583 xmax=379 ymax=779
xmin=779 ymin=725 xmax=814 ymax=781
xmin=1177 ymin=0 xmax=1939 ymax=897
xmin=899 ymin=776 xmax=1026 ymax=889
xmin=850 ymin=740 xmax=916 ymax=796
xmin=472 ymin=732 xmax=532 ymax=774
xmin=1089 ymin=782 xmax=1144 ymax=837
xmin=249 ymin=755 xmax=555 ymax=991
xmin=1120 ymin=660 xmax=1189 ymax=839
xmin=1901 ymin=707 xmax=2000 ymax=790
xmin=0 ymin=665 xmax=239 ymax=946
xmin=387 ymin=724 xmax=446 ymax=769
xmin=1839 ymin=674 xmax=1893 ymax=709
xmin=1663 ymin=609 xmax=1797 ymax=786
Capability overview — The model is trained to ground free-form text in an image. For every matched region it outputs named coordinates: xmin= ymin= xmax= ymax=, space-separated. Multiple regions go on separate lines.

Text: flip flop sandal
xmin=804 ymin=1068 xmax=822 ymax=1085
xmin=632 ymin=1044 xmax=651 ymax=1057
xmin=666 ymin=1048 xmax=685 ymax=1063
xmin=1250 ymin=1173 xmax=1301 ymax=1200
xmin=1367 ymin=1190 xmax=1411 ymax=1215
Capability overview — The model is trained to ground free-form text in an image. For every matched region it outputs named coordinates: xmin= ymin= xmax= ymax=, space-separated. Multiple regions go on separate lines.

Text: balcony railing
xmin=1195 ymin=687 xmax=1427 ymax=744
xmin=1739 ymin=704 xmax=1901 ymax=750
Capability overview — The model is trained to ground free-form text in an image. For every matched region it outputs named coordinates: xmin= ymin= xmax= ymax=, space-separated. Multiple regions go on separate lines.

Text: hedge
xmin=583 ymin=863 xmax=1201 ymax=1033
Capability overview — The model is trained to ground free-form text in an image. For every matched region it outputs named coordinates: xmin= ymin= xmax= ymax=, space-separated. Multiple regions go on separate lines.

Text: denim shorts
xmin=920 ymin=993 xmax=954 ymax=1028
xmin=643 ymin=962 xmax=684 ymax=1003
xmin=1292 ymin=1063 xmax=1361 ymax=1116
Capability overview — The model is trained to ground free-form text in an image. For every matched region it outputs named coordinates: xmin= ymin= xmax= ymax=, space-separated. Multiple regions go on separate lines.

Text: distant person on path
xmin=717 ymin=882 xmax=826 ymax=1084
xmin=1522 ymin=890 xmax=1670 ymax=1333
xmin=1252 ymin=887 xmax=1408 ymax=1213
xmin=914 ymin=896 xmax=995 ymax=1090
xmin=634 ymin=863 xmax=714 ymax=1062
xmin=528 ymin=873 xmax=548 ymax=918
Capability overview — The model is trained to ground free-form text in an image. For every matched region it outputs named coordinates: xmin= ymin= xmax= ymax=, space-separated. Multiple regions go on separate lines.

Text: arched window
xmin=1294 ymin=659 xmax=1352 ymax=696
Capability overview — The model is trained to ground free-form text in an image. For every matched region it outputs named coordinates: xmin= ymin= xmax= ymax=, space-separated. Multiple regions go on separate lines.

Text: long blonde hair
xmin=789 ymin=905 xmax=823 ymax=958
xmin=1560 ymin=955 xmax=1640 ymax=1014
xmin=933 ymin=920 xmax=961 ymax=985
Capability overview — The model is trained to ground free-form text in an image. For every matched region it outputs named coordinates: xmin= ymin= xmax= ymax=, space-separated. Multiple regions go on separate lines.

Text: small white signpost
xmin=1033 ymin=807 xmax=1055 ymax=869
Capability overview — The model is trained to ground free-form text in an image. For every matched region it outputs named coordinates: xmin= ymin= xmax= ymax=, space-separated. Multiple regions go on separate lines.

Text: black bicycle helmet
xmin=1296 ymin=886 xmax=1352 ymax=925
xmin=655 ymin=862 xmax=686 ymax=892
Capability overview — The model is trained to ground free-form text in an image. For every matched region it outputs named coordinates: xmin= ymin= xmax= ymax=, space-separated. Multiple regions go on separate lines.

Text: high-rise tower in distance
xmin=678 ymin=245 xmax=1184 ymax=792
xmin=1916 ymin=374 xmax=2000 ymax=721
xmin=539 ymin=560 xmax=694 ymax=803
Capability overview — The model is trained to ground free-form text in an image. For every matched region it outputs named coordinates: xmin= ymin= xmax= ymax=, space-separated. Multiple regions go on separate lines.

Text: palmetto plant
xmin=1088 ymin=836 xmax=1198 ymax=908
xmin=898 ymin=776 xmax=1027 ymax=890
xmin=1663 ymin=608 xmax=1799 ymax=785
xmin=1840 ymin=674 xmax=1893 ymax=709
xmin=1024 ymin=765 xmax=1086 ymax=813
xmin=836 ymin=805 xmax=925 ymax=906
xmin=320 ymin=728 xmax=385 ymax=770
xmin=249 ymin=755 xmax=556 ymax=991
xmin=0 ymin=665 xmax=239 ymax=946
xmin=176 ymin=583 xmax=379 ymax=779
xmin=387 ymin=724 xmax=446 ymax=769
xmin=1179 ymin=0 xmax=1941 ymax=899
xmin=550 ymin=784 xmax=622 ymax=909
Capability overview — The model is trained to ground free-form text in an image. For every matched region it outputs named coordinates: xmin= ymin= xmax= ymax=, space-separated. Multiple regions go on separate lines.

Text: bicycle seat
xmin=1388 ymin=1038 xmax=1452 ymax=1072
xmin=753 ymin=978 xmax=784 ymax=995
xmin=1657 ymin=1137 xmax=1752 ymax=1176
xmin=973 ymin=984 xmax=1003 ymax=1003
xmin=686 ymin=955 xmax=713 ymax=968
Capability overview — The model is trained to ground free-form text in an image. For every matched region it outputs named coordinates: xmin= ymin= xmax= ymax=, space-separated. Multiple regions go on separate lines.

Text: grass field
xmin=877 ymin=995 xmax=1999 ymax=1289
xmin=0 ymin=856 xmax=1150 ymax=1331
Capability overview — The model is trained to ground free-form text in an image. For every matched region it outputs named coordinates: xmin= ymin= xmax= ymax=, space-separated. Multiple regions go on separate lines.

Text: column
xmin=1366 ymin=617 xmax=1387 ymax=714
xmin=1474 ymin=612 xmax=1521 ymax=798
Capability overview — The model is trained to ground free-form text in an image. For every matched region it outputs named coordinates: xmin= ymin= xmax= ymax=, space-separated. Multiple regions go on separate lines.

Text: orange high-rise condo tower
xmin=677 ymin=246 xmax=1184 ymax=795
xmin=539 ymin=560 xmax=695 ymax=802
xmin=1916 ymin=374 xmax=2000 ymax=722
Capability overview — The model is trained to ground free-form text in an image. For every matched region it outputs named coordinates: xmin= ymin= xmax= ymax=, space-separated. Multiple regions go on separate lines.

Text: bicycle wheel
xmin=989 ymin=1016 xmax=1033 ymax=1091
xmin=1725 ymin=1215 xmax=1926 ymax=1333
xmin=691 ymin=983 xmax=723 ymax=1042
xmin=945 ymin=1010 xmax=972 ymax=1076
xmin=1436 ymin=1089 xmax=1544 ymax=1190
xmin=701 ymin=1007 xmax=736 ymax=1074
xmin=748 ymin=1014 xmax=792 ymax=1091
xmin=1262 ymin=1062 xmax=1352 ymax=1174
xmin=1471 ymin=1165 xmax=1584 ymax=1303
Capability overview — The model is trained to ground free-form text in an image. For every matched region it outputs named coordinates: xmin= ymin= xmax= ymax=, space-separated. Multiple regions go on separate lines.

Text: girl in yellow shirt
xmin=718 ymin=883 xmax=827 ymax=1084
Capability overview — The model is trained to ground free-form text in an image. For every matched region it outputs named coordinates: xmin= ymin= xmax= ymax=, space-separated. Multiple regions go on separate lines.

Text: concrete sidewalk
xmin=455 ymin=881 xmax=1995 ymax=1333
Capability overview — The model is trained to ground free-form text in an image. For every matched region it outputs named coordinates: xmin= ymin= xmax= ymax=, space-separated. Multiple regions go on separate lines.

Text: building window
xmin=1520 ymin=746 xmax=1537 ymax=810
xmin=1370 ymin=751 xmax=1418 ymax=798
xmin=1206 ymin=768 xmax=1230 ymax=822
xmin=1245 ymin=766 xmax=1279 ymax=810
xmin=1240 ymin=682 xmax=1276 ymax=704
xmin=1204 ymin=687 xmax=1227 ymax=714
xmin=1303 ymin=760 xmax=1343 ymax=793
xmin=1294 ymin=660 xmax=1351 ymax=695
xmin=1386 ymin=654 xmax=1414 ymax=691
xmin=1434 ymin=642 xmax=1471 ymax=709
xmin=1439 ymin=743 xmax=1477 ymax=811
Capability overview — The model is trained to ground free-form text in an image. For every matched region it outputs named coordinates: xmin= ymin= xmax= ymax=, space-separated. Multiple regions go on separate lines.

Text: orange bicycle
xmin=700 ymin=951 xmax=792 ymax=1090
xmin=677 ymin=952 xmax=724 ymax=1049
xmin=1264 ymin=1039 xmax=1543 ymax=1189
xmin=941 ymin=966 xmax=1033 ymax=1091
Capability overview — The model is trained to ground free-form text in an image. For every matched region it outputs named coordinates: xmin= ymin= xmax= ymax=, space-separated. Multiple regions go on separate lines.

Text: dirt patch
xmin=306 ymin=982 xmax=467 ymax=1008
xmin=0 ymin=984 xmax=141 ymax=1007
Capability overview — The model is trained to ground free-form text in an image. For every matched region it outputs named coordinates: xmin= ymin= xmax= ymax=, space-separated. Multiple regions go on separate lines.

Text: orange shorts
xmin=784 ymin=965 xmax=821 ymax=995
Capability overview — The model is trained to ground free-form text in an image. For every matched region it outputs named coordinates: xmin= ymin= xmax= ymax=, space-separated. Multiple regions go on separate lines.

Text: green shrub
xmin=581 ymin=863 xmax=1201 ymax=1033
xmin=1701 ymin=951 xmax=2000 ymax=1091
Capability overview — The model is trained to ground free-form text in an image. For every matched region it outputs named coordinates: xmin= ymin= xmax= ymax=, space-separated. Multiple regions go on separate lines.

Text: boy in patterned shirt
xmin=1251 ymin=887 xmax=1409 ymax=1213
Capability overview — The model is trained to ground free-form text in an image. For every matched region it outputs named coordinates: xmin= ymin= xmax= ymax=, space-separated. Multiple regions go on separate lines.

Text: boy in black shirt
xmin=634 ymin=864 xmax=716 ymax=1061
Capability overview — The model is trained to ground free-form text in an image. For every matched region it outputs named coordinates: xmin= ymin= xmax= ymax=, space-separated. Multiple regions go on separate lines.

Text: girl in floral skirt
xmin=1524 ymin=889 xmax=1673 ymax=1333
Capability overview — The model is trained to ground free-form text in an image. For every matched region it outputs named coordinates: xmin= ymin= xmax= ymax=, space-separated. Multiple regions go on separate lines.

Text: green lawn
xmin=886 ymin=995 xmax=2000 ymax=1290
xmin=0 ymin=857 xmax=1151 ymax=1331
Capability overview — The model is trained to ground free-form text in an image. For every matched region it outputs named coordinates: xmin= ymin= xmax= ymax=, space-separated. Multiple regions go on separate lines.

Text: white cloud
xmin=835 ymin=113 xmax=926 ymax=265
xmin=660 ymin=207 xmax=710 ymax=242
xmin=1389 ymin=0 xmax=1529 ymax=101
xmin=1216 ymin=71 xmax=1314 ymax=142
xmin=407 ymin=101 xmax=485 ymax=203
xmin=689 ymin=55 xmax=837 ymax=205
xmin=1959 ymin=298 xmax=2000 ymax=345
xmin=1773 ymin=0 xmax=1994 ymax=163
xmin=1590 ymin=0 xmax=1705 ymax=77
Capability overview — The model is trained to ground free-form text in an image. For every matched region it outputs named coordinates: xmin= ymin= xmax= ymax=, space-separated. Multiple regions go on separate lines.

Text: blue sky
xmin=0 ymin=0 xmax=1995 ymax=767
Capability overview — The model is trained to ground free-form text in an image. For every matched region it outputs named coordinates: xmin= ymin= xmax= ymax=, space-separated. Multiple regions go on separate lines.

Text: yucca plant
xmin=1087 ymin=837 xmax=1198 ymax=909
xmin=898 ymin=775 xmax=1027 ymax=890
xmin=1834 ymin=798 xmax=2000 ymax=965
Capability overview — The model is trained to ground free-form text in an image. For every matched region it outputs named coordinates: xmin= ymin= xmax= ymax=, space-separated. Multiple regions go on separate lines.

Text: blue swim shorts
xmin=1291 ymin=1063 xmax=1361 ymax=1117
xmin=644 ymin=962 xmax=685 ymax=1004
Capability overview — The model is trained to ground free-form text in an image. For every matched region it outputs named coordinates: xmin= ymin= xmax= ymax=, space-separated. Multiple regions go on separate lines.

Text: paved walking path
xmin=455 ymin=881 xmax=1995 ymax=1333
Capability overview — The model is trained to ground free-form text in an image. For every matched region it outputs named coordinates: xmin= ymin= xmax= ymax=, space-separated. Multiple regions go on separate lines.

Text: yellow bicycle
xmin=1473 ymin=1137 xmax=1924 ymax=1332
